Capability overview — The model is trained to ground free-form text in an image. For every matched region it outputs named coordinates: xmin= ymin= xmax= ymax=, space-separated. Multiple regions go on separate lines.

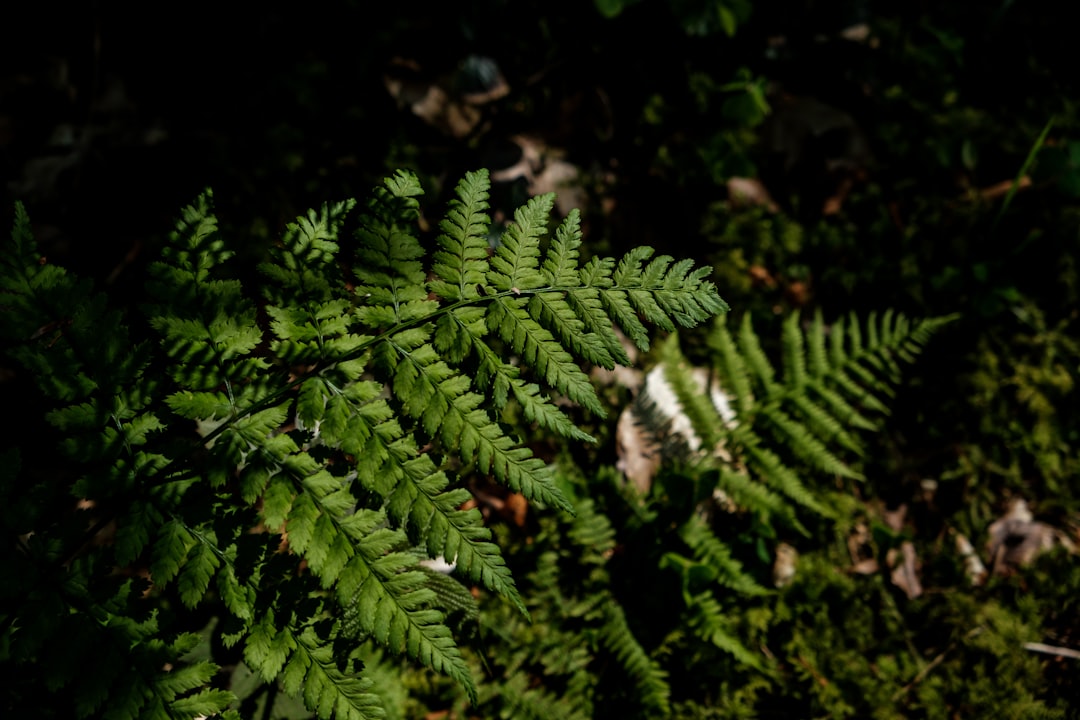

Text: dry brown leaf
xmin=852 ymin=558 xmax=880 ymax=574
xmin=504 ymin=492 xmax=529 ymax=528
xmin=847 ymin=521 xmax=876 ymax=573
xmin=773 ymin=542 xmax=798 ymax=588
xmin=726 ymin=176 xmax=778 ymax=211
xmin=986 ymin=498 xmax=1058 ymax=575
xmin=489 ymin=135 xmax=586 ymax=216
xmin=410 ymin=85 xmax=481 ymax=139
xmin=591 ymin=363 xmax=644 ymax=392
xmin=822 ymin=175 xmax=855 ymax=215
xmin=615 ymin=359 xmax=737 ymax=496
xmin=888 ymin=541 xmax=923 ymax=599
xmin=783 ymin=279 xmax=812 ymax=308
xmin=979 ymin=175 xmax=1032 ymax=201
xmin=954 ymin=530 xmax=988 ymax=586
xmin=383 ymin=56 xmax=507 ymax=140
xmin=530 ymin=159 xmax=585 ymax=215
xmin=615 ymin=407 xmax=662 ymax=496
xmin=490 ymin=134 xmax=544 ymax=183
xmin=748 ymin=264 xmax=778 ymax=289
xmin=884 ymin=504 xmax=907 ymax=533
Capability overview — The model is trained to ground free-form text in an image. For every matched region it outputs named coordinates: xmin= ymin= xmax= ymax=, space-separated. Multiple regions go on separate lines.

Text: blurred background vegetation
xmin=3 ymin=0 xmax=1078 ymax=717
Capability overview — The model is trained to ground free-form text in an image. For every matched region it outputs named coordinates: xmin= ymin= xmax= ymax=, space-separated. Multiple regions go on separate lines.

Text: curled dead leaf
xmin=888 ymin=541 xmax=923 ymax=599
xmin=726 ymin=176 xmax=777 ymax=212
xmin=747 ymin=264 xmax=778 ymax=289
xmin=489 ymin=135 xmax=587 ymax=216
xmin=848 ymin=521 xmax=878 ymax=573
xmin=531 ymin=159 xmax=585 ymax=215
xmin=504 ymin=492 xmax=529 ymax=528
xmin=773 ymin=542 xmax=798 ymax=588
xmin=954 ymin=531 xmax=988 ymax=586
xmin=783 ymin=279 xmax=812 ymax=308
xmin=384 ymin=55 xmax=508 ymax=139
xmin=986 ymin=498 xmax=1058 ymax=575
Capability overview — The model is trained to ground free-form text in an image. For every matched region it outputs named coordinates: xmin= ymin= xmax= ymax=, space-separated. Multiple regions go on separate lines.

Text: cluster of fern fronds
xmin=0 ymin=169 xmax=726 ymax=719
xmin=354 ymin=307 xmax=961 ymax=718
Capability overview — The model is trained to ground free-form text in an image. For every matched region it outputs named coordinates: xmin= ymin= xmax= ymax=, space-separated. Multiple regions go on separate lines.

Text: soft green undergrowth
xmin=3 ymin=166 xmax=1075 ymax=720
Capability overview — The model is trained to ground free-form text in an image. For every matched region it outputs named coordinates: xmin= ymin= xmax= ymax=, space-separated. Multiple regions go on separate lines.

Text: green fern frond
xmin=487 ymin=296 xmax=605 ymax=415
xmin=340 ymin=547 xmax=477 ymax=702
xmin=542 ymin=208 xmax=586 ymax=287
xmin=640 ymin=309 xmax=954 ymax=526
xmin=680 ymin=516 xmax=770 ymax=596
xmin=262 ymin=200 xmax=356 ymax=304
xmin=761 ymin=406 xmax=862 ymax=480
xmin=685 ymin=592 xmax=763 ymax=669
xmin=0 ymin=202 xmax=38 ymax=336
xmin=655 ymin=334 xmax=727 ymax=452
xmin=376 ymin=327 xmax=573 ymax=511
xmin=177 ymin=529 xmax=223 ymax=607
xmin=787 ymin=391 xmax=865 ymax=455
xmin=737 ymin=431 xmax=831 ymax=515
xmin=216 ymin=559 xmax=258 ymax=624
xmin=510 ymin=378 xmax=597 ymax=442
xmin=781 ymin=311 xmax=808 ymax=389
xmin=148 ymin=192 xmax=269 ymax=398
xmin=354 ymin=171 xmax=433 ymax=328
xmin=488 ymin=192 xmax=552 ymax=293
xmin=3 ymin=168 xmax=728 ymax=716
xmin=496 ymin=672 xmax=592 ymax=720
xmin=737 ymin=313 xmax=780 ymax=398
xmin=565 ymin=284 xmax=634 ymax=367
xmin=600 ymin=246 xmax=729 ymax=351
xmin=706 ymin=315 xmax=755 ymax=416
xmin=600 ymin=600 xmax=672 ymax=715
xmin=281 ymin=627 xmax=386 ymax=720
xmin=385 ymin=454 xmax=527 ymax=615
xmin=418 ymin=565 xmax=479 ymax=622
xmin=713 ymin=466 xmax=790 ymax=519
xmin=244 ymin=609 xmax=300 ymax=683
xmin=566 ymin=498 xmax=617 ymax=563
xmin=531 ymin=211 xmax=619 ymax=369
xmin=259 ymin=199 xmax=363 ymax=369
xmin=430 ymin=170 xmax=492 ymax=302
xmin=149 ymin=519 xmax=196 ymax=586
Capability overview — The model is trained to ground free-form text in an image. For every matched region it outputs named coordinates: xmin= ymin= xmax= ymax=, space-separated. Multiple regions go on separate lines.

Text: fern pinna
xmin=0 ymin=169 xmax=726 ymax=719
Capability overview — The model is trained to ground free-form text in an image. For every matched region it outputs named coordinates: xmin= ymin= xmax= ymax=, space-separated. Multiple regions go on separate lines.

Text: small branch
xmin=1023 ymin=642 xmax=1080 ymax=661
xmin=891 ymin=628 xmax=983 ymax=703
xmin=891 ymin=643 xmax=953 ymax=703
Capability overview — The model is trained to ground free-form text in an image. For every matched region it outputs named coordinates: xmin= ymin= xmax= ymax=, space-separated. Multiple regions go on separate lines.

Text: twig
xmin=891 ymin=643 xmax=953 ymax=702
xmin=891 ymin=628 xmax=983 ymax=703
xmin=1023 ymin=642 xmax=1080 ymax=661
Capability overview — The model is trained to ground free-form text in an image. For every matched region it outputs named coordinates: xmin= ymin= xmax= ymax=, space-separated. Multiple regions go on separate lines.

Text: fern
xmin=465 ymin=492 xmax=673 ymax=718
xmin=600 ymin=600 xmax=672 ymax=715
xmin=0 ymin=169 xmax=726 ymax=718
xmin=644 ymin=310 xmax=956 ymax=515
xmin=631 ymin=308 xmax=956 ymax=667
